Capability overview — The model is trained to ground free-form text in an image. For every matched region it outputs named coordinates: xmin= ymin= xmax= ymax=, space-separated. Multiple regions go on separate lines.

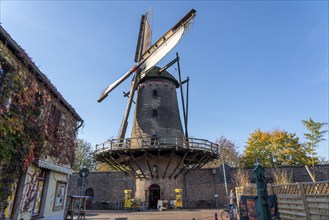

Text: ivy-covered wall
xmin=0 ymin=29 xmax=82 ymax=216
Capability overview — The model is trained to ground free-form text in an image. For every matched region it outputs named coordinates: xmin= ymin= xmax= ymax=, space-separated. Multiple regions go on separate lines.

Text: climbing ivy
xmin=0 ymin=44 xmax=77 ymax=214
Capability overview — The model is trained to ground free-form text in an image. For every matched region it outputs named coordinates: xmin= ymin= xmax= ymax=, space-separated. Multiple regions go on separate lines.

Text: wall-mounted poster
xmin=239 ymin=195 xmax=279 ymax=220
xmin=32 ymin=178 xmax=44 ymax=215
xmin=53 ymin=181 xmax=66 ymax=211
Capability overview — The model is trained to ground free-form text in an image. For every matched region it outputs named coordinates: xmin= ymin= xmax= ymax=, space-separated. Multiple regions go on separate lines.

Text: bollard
xmin=215 ymin=212 xmax=218 ymax=220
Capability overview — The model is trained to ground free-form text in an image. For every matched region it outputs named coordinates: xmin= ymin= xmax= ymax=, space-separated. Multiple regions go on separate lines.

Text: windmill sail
xmin=142 ymin=25 xmax=185 ymax=75
xmin=98 ymin=9 xmax=196 ymax=103
xmin=134 ymin=12 xmax=152 ymax=63
xmin=140 ymin=9 xmax=196 ymax=75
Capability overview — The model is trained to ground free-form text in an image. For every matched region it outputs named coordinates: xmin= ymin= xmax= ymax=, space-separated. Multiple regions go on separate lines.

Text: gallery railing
xmin=95 ymin=136 xmax=218 ymax=155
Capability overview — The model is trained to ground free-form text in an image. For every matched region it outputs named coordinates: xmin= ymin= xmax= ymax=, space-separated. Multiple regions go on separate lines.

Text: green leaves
xmin=0 ymin=51 xmax=77 ymax=211
xmin=73 ymin=139 xmax=96 ymax=171
xmin=240 ymin=129 xmax=311 ymax=168
xmin=301 ymin=118 xmax=328 ymax=180
xmin=302 ymin=117 xmax=328 ymax=151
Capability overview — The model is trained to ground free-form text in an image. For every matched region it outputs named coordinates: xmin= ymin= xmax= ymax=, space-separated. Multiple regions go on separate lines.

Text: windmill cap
xmin=138 ymin=66 xmax=180 ymax=88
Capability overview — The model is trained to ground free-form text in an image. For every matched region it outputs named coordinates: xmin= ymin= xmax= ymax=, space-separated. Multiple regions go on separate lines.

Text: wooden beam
xmin=103 ymin=158 xmax=121 ymax=171
xmin=104 ymin=157 xmax=135 ymax=178
xmin=196 ymin=154 xmax=211 ymax=167
xmin=157 ymin=150 xmax=160 ymax=179
xmin=174 ymin=153 xmax=198 ymax=179
xmin=176 ymin=52 xmax=188 ymax=138
xmin=116 ymin=153 xmax=140 ymax=179
xmin=144 ymin=151 xmax=153 ymax=179
xmin=163 ymin=150 xmax=175 ymax=179
xmin=169 ymin=151 xmax=188 ymax=179
xmin=129 ymin=152 xmax=147 ymax=179
xmin=197 ymin=155 xmax=213 ymax=168
xmin=184 ymin=154 xmax=208 ymax=175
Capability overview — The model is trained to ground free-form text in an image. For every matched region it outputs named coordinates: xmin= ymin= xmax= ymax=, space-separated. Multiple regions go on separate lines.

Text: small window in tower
xmin=151 ymin=135 xmax=158 ymax=146
xmin=153 ymin=89 xmax=158 ymax=97
xmin=152 ymin=109 xmax=158 ymax=117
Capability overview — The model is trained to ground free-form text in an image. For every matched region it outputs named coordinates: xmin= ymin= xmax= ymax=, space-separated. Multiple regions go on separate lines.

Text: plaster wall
xmin=42 ymin=171 xmax=69 ymax=220
xmin=17 ymin=165 xmax=69 ymax=220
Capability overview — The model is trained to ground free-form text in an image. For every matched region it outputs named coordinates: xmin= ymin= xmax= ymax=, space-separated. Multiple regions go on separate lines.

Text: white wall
xmin=17 ymin=164 xmax=69 ymax=220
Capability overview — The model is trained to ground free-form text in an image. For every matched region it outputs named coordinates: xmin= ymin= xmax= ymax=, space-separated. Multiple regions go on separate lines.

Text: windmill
xmin=95 ymin=9 xmax=218 ymax=208
xmin=97 ymin=9 xmax=196 ymax=139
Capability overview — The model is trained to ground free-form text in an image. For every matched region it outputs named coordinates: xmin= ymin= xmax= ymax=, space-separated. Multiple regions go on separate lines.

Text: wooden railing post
xmin=298 ymin=182 xmax=311 ymax=219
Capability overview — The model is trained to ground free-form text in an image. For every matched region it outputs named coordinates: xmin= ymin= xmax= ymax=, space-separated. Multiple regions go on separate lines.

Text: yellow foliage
xmin=96 ymin=162 xmax=114 ymax=171
xmin=241 ymin=129 xmax=312 ymax=168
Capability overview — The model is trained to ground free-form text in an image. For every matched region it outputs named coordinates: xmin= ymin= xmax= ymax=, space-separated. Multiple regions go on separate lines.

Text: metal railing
xmin=95 ymin=136 xmax=218 ymax=155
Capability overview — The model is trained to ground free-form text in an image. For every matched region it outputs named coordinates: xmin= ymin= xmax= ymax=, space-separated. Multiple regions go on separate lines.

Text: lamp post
xmin=212 ymin=168 xmax=218 ymax=209
xmin=222 ymin=163 xmax=229 ymax=208
xmin=78 ymin=168 xmax=89 ymax=220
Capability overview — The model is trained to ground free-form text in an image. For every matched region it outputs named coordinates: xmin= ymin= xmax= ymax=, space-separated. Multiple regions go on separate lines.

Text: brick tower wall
xmin=130 ymin=78 xmax=184 ymax=148
xmin=133 ymin=155 xmax=184 ymax=202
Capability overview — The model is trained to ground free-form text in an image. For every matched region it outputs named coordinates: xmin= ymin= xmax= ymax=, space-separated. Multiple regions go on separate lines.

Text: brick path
xmin=84 ymin=209 xmax=227 ymax=220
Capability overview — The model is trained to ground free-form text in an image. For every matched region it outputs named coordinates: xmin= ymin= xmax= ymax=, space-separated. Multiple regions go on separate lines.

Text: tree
xmin=73 ymin=139 xmax=96 ymax=171
xmin=301 ymin=118 xmax=328 ymax=180
xmin=205 ymin=136 xmax=240 ymax=168
xmin=240 ymin=129 xmax=311 ymax=168
xmin=95 ymin=162 xmax=116 ymax=171
xmin=302 ymin=118 xmax=328 ymax=162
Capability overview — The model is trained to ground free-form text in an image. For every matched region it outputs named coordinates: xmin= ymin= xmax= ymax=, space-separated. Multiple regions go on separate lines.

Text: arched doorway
xmin=148 ymin=184 xmax=160 ymax=209
xmin=85 ymin=188 xmax=94 ymax=209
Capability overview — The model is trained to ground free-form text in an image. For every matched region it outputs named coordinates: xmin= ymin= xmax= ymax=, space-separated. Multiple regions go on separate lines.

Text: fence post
xmin=298 ymin=182 xmax=311 ymax=219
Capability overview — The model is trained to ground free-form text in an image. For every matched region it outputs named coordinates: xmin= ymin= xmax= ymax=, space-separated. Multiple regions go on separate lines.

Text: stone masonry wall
xmin=67 ymin=164 xmax=329 ymax=210
xmin=67 ymin=171 xmax=135 ymax=209
xmin=185 ymin=165 xmax=235 ymax=209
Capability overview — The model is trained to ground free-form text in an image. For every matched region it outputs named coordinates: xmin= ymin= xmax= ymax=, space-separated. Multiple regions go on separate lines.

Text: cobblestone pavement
xmin=84 ymin=209 xmax=227 ymax=220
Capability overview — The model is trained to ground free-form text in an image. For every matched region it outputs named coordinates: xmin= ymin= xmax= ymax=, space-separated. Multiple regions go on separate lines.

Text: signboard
xmin=53 ymin=181 xmax=67 ymax=211
xmin=239 ymin=195 xmax=279 ymax=220
xmin=79 ymin=168 xmax=89 ymax=178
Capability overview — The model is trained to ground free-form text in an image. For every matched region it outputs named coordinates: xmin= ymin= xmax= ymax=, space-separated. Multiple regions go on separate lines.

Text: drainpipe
xmin=76 ymin=120 xmax=84 ymax=132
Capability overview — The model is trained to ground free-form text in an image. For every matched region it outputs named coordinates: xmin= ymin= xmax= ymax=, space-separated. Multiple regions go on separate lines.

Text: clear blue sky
xmin=1 ymin=1 xmax=328 ymax=159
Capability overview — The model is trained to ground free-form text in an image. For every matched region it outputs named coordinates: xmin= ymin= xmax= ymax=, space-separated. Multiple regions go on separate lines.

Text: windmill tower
xmin=95 ymin=9 xmax=218 ymax=208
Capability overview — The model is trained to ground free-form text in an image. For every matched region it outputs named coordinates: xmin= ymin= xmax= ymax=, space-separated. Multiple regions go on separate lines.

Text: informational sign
xmin=53 ymin=181 xmax=66 ymax=211
xmin=32 ymin=179 xmax=44 ymax=215
xmin=239 ymin=195 xmax=279 ymax=220
xmin=79 ymin=168 xmax=90 ymax=178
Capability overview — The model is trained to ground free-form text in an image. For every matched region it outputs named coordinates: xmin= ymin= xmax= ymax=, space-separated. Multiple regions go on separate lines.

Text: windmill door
xmin=148 ymin=184 xmax=160 ymax=209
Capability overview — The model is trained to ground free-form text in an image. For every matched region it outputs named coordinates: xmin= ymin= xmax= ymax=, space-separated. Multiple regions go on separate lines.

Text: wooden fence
xmin=236 ymin=181 xmax=329 ymax=220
